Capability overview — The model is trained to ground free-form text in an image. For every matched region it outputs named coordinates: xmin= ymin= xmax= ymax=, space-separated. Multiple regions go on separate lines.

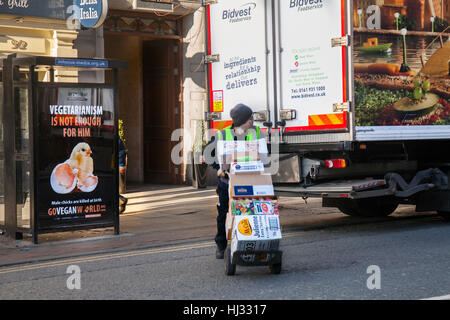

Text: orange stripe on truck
xmin=308 ymin=113 xmax=345 ymax=127
xmin=309 ymin=115 xmax=325 ymax=126
xmin=212 ymin=120 xmax=233 ymax=131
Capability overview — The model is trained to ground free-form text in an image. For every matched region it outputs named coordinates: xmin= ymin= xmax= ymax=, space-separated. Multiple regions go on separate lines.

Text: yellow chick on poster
xmin=65 ymin=142 xmax=98 ymax=192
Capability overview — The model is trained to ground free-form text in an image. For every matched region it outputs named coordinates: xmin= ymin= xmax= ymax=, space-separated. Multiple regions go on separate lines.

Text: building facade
xmin=0 ymin=1 xmax=211 ymax=237
xmin=103 ymin=0 xmax=208 ymax=186
xmin=0 ymin=1 xmax=82 ymax=229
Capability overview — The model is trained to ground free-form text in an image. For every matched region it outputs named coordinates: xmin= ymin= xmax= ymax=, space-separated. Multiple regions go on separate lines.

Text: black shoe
xmin=119 ymin=195 xmax=128 ymax=205
xmin=216 ymin=247 xmax=225 ymax=259
xmin=119 ymin=195 xmax=128 ymax=214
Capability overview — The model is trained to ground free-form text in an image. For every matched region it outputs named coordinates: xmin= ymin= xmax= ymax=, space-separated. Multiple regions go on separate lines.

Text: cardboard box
xmin=217 ymin=139 xmax=266 ymax=155
xmin=225 ymin=210 xmax=234 ymax=240
xmin=230 ymin=215 xmax=282 ymax=255
xmin=231 ymin=151 xmax=259 ymax=163
xmin=230 ymin=199 xmax=279 ymax=215
xmin=253 ymin=200 xmax=278 ymax=215
xmin=230 ymin=199 xmax=255 ymax=215
xmin=217 ymin=139 xmax=268 ymax=165
xmin=227 ymin=198 xmax=279 ymax=240
xmin=229 ymin=173 xmax=274 ymax=197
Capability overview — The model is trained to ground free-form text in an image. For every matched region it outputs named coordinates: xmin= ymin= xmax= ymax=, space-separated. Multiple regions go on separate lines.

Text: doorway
xmin=143 ymin=39 xmax=182 ymax=184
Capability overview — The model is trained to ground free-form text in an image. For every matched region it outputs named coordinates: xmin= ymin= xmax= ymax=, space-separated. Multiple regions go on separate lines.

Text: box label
xmin=233 ymin=185 xmax=274 ymax=196
xmin=231 ymin=161 xmax=264 ymax=174
xmin=253 ymin=185 xmax=274 ymax=196
xmin=238 ymin=218 xmax=252 ymax=236
xmin=253 ymin=200 xmax=275 ymax=215
xmin=231 ymin=199 xmax=255 ymax=215
xmin=212 ymin=90 xmax=223 ymax=112
xmin=233 ymin=186 xmax=254 ymax=196
xmin=233 ymin=215 xmax=282 ymax=241
xmin=231 ymin=199 xmax=279 ymax=216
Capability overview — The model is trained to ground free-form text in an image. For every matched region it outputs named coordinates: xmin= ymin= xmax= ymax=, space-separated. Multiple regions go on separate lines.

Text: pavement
xmin=0 ymin=183 xmax=432 ymax=267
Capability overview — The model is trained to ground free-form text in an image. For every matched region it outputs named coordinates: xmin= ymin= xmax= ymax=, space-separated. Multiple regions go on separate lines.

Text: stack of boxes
xmin=218 ymin=137 xmax=282 ymax=264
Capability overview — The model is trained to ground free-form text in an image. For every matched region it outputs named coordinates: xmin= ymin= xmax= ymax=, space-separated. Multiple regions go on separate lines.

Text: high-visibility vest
xmin=217 ymin=126 xmax=260 ymax=141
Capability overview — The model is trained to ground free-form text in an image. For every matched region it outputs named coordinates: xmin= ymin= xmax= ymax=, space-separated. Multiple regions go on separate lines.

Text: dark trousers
xmin=119 ymin=170 xmax=126 ymax=194
xmin=215 ymin=179 xmax=229 ymax=250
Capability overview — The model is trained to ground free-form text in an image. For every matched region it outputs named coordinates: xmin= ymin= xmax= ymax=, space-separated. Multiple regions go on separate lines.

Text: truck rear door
xmin=205 ymin=0 xmax=273 ymax=131
xmin=274 ymin=0 xmax=354 ymax=144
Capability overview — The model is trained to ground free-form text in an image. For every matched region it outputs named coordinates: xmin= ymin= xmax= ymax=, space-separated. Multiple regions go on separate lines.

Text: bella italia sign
xmin=72 ymin=0 xmax=108 ymax=28
xmin=0 ymin=0 xmax=108 ymax=29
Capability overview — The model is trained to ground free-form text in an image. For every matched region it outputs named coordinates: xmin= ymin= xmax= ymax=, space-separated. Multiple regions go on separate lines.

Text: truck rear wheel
xmin=337 ymin=204 xmax=360 ymax=216
xmin=337 ymin=198 xmax=399 ymax=217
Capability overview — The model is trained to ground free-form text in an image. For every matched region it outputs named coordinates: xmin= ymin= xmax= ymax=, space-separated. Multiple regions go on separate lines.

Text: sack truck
xmin=205 ymin=0 xmax=450 ymax=219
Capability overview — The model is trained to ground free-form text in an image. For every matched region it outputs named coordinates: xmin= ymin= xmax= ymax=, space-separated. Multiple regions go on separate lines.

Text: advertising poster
xmin=353 ymin=0 xmax=450 ymax=139
xmin=36 ymin=86 xmax=116 ymax=230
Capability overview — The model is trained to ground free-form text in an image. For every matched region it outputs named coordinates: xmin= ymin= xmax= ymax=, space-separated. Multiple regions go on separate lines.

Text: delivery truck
xmin=204 ymin=0 xmax=450 ymax=218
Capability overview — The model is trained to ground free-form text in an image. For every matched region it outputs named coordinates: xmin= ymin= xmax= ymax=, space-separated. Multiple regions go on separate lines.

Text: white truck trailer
xmin=204 ymin=0 xmax=450 ymax=218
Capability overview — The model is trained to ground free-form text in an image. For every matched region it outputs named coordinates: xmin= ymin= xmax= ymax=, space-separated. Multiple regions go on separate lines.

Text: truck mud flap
xmin=272 ymin=154 xmax=301 ymax=184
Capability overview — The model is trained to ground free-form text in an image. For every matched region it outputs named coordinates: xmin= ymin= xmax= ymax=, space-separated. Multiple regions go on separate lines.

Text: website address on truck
xmin=291 ymin=86 xmax=326 ymax=99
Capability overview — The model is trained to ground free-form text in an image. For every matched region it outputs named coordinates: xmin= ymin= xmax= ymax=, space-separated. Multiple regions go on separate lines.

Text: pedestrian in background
xmin=119 ymin=137 xmax=128 ymax=213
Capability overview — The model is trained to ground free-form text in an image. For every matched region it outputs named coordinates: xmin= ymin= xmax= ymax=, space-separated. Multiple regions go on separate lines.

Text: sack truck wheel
xmin=224 ymin=247 xmax=236 ymax=276
xmin=270 ymin=262 xmax=282 ymax=275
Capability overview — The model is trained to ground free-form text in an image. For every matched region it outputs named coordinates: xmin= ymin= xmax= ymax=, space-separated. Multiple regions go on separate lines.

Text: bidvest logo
xmin=289 ymin=0 xmax=324 ymax=12
xmin=236 ymin=187 xmax=250 ymax=193
xmin=222 ymin=2 xmax=256 ymax=23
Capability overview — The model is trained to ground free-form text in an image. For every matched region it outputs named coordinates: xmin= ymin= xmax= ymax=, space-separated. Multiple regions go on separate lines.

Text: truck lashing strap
xmin=352 ymin=168 xmax=448 ymax=199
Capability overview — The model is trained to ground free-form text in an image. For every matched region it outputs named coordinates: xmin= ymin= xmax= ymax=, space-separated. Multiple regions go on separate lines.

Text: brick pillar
xmin=52 ymin=30 xmax=79 ymax=82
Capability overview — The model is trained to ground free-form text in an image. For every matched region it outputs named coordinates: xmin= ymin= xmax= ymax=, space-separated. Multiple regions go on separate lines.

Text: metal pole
xmin=3 ymin=55 xmax=17 ymax=240
xmin=403 ymin=34 xmax=407 ymax=66
xmin=30 ymin=65 xmax=39 ymax=244
xmin=272 ymin=0 xmax=279 ymax=130
xmin=114 ymin=68 xmax=120 ymax=236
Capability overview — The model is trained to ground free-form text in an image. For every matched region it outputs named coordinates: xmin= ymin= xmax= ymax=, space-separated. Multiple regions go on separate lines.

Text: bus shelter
xmin=0 ymin=54 xmax=126 ymax=244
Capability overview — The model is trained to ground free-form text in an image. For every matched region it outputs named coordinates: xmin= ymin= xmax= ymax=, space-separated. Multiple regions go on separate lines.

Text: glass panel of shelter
xmin=13 ymin=68 xmax=32 ymax=230
xmin=0 ymin=68 xmax=4 ymax=227
xmin=15 ymin=87 xmax=31 ymax=229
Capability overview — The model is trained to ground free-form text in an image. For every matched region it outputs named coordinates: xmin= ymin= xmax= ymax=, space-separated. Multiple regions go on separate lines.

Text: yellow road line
xmin=0 ymin=242 xmax=215 ymax=275
xmin=0 ymin=231 xmax=305 ymax=275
